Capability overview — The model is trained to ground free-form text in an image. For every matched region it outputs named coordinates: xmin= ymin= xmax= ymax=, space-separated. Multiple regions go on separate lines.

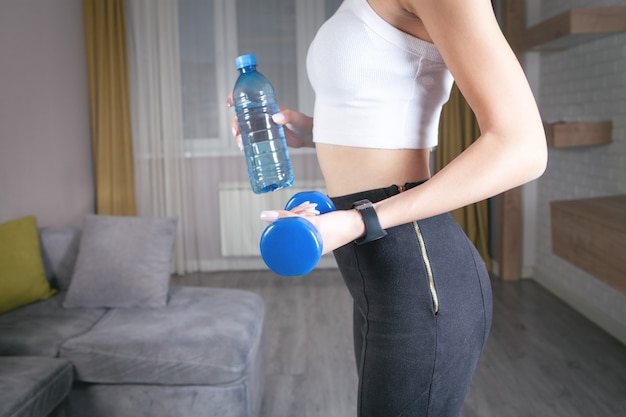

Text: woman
xmin=231 ymin=0 xmax=547 ymax=415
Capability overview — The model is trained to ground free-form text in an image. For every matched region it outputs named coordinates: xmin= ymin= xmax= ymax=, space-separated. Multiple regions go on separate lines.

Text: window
xmin=179 ymin=0 xmax=343 ymax=156
xmin=179 ymin=0 xmax=218 ymax=142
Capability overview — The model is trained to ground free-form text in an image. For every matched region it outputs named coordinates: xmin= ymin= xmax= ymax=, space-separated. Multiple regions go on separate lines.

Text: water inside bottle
xmin=238 ymin=104 xmax=294 ymax=193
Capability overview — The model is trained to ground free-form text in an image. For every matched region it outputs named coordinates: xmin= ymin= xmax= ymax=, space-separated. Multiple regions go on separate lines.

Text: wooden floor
xmin=172 ymin=269 xmax=626 ymax=417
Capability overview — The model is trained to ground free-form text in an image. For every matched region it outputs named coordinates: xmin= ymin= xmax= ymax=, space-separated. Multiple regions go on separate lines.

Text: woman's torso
xmin=316 ymin=145 xmax=432 ymax=197
xmin=307 ymin=0 xmax=451 ymax=197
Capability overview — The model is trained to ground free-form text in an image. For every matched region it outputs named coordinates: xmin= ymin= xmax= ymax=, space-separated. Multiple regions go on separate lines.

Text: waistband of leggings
xmin=330 ymin=180 xmax=426 ymax=210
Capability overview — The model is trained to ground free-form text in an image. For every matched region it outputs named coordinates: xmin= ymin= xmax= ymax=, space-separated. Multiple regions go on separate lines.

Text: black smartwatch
xmin=352 ymin=199 xmax=387 ymax=245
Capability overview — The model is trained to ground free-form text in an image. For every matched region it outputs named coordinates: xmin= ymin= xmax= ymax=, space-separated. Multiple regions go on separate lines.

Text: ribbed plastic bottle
xmin=233 ymin=54 xmax=294 ymax=194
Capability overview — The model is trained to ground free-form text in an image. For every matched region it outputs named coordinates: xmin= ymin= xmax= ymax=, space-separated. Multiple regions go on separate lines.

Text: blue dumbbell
xmin=260 ymin=191 xmax=336 ymax=277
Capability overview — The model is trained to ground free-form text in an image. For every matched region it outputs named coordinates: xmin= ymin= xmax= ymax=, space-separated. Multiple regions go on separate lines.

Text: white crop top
xmin=306 ymin=0 xmax=454 ymax=149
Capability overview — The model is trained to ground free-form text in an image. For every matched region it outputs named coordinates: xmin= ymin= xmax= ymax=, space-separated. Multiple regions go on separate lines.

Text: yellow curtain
xmin=436 ymin=83 xmax=491 ymax=270
xmin=83 ymin=0 xmax=136 ymax=216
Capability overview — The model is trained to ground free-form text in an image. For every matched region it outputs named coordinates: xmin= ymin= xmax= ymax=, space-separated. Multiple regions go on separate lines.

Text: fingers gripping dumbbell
xmin=260 ymin=191 xmax=336 ymax=277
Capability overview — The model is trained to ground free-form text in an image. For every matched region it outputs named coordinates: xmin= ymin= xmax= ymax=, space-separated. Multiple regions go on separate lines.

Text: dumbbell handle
xmin=260 ymin=191 xmax=335 ymax=277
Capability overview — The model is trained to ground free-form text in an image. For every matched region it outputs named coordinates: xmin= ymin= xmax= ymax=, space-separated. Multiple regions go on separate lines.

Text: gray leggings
xmin=331 ymin=183 xmax=492 ymax=417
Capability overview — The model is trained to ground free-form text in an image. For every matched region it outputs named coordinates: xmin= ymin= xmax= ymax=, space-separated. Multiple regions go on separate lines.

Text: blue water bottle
xmin=233 ymin=54 xmax=294 ymax=194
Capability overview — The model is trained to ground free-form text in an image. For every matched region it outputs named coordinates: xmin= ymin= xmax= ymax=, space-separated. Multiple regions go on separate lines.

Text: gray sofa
xmin=0 ymin=222 xmax=265 ymax=417
xmin=0 ymin=356 xmax=73 ymax=417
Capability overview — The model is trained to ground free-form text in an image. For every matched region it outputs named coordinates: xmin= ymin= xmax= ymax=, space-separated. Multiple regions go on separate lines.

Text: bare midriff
xmin=315 ymin=143 xmax=432 ymax=197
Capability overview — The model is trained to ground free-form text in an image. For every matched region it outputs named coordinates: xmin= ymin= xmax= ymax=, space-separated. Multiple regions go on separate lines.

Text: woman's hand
xmin=260 ymin=206 xmax=365 ymax=255
xmin=227 ymin=94 xmax=314 ymax=151
xmin=272 ymin=106 xmax=315 ymax=148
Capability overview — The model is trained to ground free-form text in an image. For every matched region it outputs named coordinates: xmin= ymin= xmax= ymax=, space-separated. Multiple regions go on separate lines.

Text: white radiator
xmin=219 ymin=181 xmax=327 ymax=256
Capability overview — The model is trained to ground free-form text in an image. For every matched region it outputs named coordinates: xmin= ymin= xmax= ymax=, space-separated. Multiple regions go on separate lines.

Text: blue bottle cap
xmin=235 ymin=54 xmax=257 ymax=70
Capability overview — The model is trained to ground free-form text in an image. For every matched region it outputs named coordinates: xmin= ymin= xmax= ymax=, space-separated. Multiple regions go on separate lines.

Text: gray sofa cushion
xmin=39 ymin=227 xmax=81 ymax=291
xmin=63 ymin=215 xmax=177 ymax=309
xmin=67 ymin=382 xmax=258 ymax=417
xmin=0 ymin=293 xmax=106 ymax=357
xmin=60 ymin=286 xmax=265 ymax=386
xmin=0 ymin=356 xmax=73 ymax=417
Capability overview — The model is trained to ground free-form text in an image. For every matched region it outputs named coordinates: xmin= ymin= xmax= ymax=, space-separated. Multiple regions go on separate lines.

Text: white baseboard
xmin=194 ymin=254 xmax=338 ymax=273
xmin=533 ymin=272 xmax=626 ymax=346
xmin=490 ymin=259 xmax=625 ymax=345
xmin=489 ymin=259 xmax=535 ymax=280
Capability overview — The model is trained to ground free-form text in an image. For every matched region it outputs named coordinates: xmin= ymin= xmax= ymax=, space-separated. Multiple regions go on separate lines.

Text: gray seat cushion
xmin=0 ymin=293 xmax=106 ymax=357
xmin=60 ymin=286 xmax=265 ymax=386
xmin=0 ymin=356 xmax=73 ymax=417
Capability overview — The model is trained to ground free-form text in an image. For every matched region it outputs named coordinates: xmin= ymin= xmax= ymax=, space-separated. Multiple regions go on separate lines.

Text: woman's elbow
xmin=522 ymin=130 xmax=548 ymax=181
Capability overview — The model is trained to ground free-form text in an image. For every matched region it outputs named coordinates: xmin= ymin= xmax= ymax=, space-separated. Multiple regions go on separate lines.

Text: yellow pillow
xmin=0 ymin=216 xmax=57 ymax=314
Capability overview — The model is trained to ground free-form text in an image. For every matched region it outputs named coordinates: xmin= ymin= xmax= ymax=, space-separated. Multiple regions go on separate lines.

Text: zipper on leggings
xmin=412 ymin=221 xmax=439 ymax=315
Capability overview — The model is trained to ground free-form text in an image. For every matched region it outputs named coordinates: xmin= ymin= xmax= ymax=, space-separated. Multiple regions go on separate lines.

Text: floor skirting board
xmin=533 ymin=271 xmax=626 ymax=346
xmin=184 ymin=255 xmax=338 ymax=274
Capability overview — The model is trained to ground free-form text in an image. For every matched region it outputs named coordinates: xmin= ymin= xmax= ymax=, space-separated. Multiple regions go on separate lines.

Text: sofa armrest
xmin=0 ymin=356 xmax=73 ymax=417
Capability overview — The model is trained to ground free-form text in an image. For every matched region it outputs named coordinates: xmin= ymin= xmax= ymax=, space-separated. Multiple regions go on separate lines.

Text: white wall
xmin=530 ymin=0 xmax=626 ymax=344
xmin=0 ymin=0 xmax=93 ymax=228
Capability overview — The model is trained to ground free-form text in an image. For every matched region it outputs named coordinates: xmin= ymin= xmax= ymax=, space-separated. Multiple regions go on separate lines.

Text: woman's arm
xmin=372 ymin=0 xmax=547 ymax=228
xmin=262 ymin=0 xmax=547 ymax=254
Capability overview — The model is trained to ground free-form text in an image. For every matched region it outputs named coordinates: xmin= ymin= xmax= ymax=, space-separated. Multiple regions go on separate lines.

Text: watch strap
xmin=352 ymin=199 xmax=387 ymax=245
